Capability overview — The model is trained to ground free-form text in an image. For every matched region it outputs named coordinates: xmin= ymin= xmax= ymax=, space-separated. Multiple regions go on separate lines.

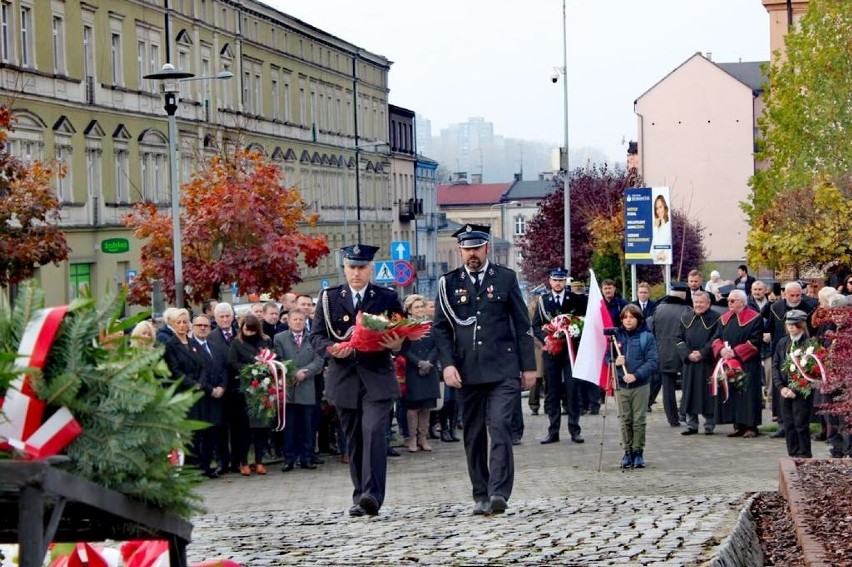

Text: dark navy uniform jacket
xmin=310 ymin=282 xmax=404 ymax=409
xmin=432 ymin=263 xmax=535 ymax=385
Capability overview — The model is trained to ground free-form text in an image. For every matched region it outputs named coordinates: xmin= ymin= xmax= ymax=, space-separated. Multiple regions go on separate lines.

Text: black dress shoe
xmin=312 ymin=456 xmax=325 ymax=464
xmin=387 ymin=447 xmax=401 ymax=457
xmin=204 ymin=470 xmax=220 ymax=479
xmin=441 ymin=430 xmax=454 ymax=442
xmin=349 ymin=505 xmax=367 ymax=517
xmin=281 ymin=463 xmax=295 ymax=472
xmin=512 ymin=438 xmax=522 ymax=446
xmin=770 ymin=429 xmax=786 ymax=438
xmin=571 ymin=434 xmax=585 ymax=444
xmin=428 ymin=426 xmax=440 ymax=440
xmin=530 ymin=408 xmax=539 ymax=415
xmin=300 ymin=462 xmax=317 ymax=470
xmin=358 ymin=495 xmax=380 ymax=516
xmin=450 ymin=430 xmax=461 ymax=442
xmin=472 ymin=500 xmax=491 ymax=515
xmin=490 ymin=495 xmax=508 ymax=514
xmin=540 ymin=434 xmax=560 ymax=444
xmin=681 ymin=429 xmax=698 ymax=436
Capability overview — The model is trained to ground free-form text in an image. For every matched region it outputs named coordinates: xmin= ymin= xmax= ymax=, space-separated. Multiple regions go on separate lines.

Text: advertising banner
xmin=624 ymin=186 xmax=671 ymax=265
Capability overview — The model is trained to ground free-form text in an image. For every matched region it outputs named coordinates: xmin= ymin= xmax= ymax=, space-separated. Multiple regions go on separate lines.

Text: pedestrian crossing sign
xmin=374 ymin=261 xmax=394 ymax=283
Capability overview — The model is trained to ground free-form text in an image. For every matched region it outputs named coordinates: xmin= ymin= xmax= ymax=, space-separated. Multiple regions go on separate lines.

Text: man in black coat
xmin=310 ymin=244 xmax=405 ymax=518
xmin=432 ymin=224 xmax=536 ymax=516
xmin=207 ymin=302 xmax=240 ymax=474
xmin=532 ymin=267 xmax=585 ymax=445
xmin=649 ymin=282 xmax=691 ymax=427
xmin=189 ymin=314 xmax=226 ymax=477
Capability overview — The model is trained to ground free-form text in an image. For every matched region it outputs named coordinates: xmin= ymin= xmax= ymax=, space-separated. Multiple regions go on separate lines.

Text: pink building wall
xmin=635 ymin=53 xmax=759 ymax=263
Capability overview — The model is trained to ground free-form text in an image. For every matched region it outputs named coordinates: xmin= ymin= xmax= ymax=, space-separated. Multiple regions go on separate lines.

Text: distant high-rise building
xmin=415 ymin=114 xmax=432 ymax=155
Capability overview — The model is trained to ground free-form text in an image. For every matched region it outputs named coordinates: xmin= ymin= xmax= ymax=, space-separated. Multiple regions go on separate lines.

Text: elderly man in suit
xmin=432 ymin=224 xmax=536 ymax=516
xmin=274 ymin=308 xmax=325 ymax=471
xmin=311 ymin=244 xmax=405 ymax=518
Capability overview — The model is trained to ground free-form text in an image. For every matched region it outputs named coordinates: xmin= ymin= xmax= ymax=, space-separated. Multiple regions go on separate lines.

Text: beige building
xmin=0 ymin=0 xmax=397 ymax=307
xmin=634 ymin=53 xmax=767 ymax=271
xmin=762 ymin=0 xmax=810 ymax=59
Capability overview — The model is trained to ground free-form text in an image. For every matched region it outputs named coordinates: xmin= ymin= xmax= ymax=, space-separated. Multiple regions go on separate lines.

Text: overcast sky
xmin=270 ymin=0 xmax=770 ymax=163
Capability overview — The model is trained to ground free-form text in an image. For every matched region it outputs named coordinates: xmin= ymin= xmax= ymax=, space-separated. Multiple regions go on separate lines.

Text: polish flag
xmin=572 ymin=270 xmax=614 ymax=392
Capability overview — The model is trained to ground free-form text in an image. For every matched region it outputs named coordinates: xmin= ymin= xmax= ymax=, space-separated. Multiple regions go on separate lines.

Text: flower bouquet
xmin=239 ymin=348 xmax=295 ymax=430
xmin=542 ymin=313 xmax=584 ymax=356
xmin=709 ymin=358 xmax=749 ymax=402
xmin=783 ymin=338 xmax=827 ymax=398
xmin=327 ymin=312 xmax=431 ymax=354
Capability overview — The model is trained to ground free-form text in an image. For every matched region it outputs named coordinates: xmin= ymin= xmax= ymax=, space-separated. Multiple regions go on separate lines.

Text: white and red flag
xmin=572 ymin=270 xmax=615 ymax=394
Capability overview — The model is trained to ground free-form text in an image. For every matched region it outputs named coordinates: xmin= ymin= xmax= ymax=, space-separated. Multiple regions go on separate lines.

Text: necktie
xmin=355 ymin=293 xmax=362 ymax=312
xmin=202 ymin=342 xmax=211 ymax=357
xmin=294 ymin=333 xmax=302 ymax=347
xmin=554 ymin=294 xmax=561 ymax=307
xmin=223 ymin=330 xmax=231 ymax=342
xmin=641 ymin=302 xmax=646 ymax=313
xmin=471 ymin=271 xmax=482 ymax=289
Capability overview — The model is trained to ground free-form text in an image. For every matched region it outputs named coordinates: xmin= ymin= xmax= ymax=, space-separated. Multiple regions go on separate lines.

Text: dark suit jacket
xmin=192 ymin=337 xmax=226 ymax=426
xmin=432 ymin=264 xmax=535 ymax=385
xmin=163 ymin=336 xmax=207 ymax=420
xmin=630 ymin=298 xmax=657 ymax=320
xmin=310 ymin=283 xmax=404 ymax=409
xmin=273 ymin=329 xmax=324 ymax=405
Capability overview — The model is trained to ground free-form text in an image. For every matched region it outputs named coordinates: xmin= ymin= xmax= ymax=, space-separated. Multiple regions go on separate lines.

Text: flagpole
xmin=597 ymin=335 xmax=622 ymax=473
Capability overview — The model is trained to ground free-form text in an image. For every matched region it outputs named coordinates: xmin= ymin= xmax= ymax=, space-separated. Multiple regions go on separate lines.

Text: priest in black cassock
xmin=712 ymin=290 xmax=764 ymax=438
xmin=676 ymin=291 xmax=720 ymax=435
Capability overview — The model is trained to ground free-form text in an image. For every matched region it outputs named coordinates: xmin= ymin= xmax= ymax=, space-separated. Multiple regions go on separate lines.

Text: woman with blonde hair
xmin=130 ymin=320 xmax=156 ymax=348
xmin=399 ymin=294 xmax=440 ymax=452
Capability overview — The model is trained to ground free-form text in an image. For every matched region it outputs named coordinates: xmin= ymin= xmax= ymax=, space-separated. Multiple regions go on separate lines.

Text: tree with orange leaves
xmin=123 ymin=149 xmax=330 ymax=305
xmin=0 ymin=106 xmax=70 ymax=288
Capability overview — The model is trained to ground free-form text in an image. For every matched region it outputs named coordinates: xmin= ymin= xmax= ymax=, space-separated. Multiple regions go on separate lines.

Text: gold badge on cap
xmin=353 ymin=245 xmax=360 ymax=255
xmin=465 ymin=225 xmax=472 ymax=232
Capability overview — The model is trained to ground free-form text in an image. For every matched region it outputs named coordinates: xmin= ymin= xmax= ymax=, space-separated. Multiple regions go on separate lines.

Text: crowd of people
xmin=123 ymin=249 xmax=851 ymax=515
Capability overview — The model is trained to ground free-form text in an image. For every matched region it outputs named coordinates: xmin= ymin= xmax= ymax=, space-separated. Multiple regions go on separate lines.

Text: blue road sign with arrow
xmin=391 ymin=240 xmax=411 ymax=261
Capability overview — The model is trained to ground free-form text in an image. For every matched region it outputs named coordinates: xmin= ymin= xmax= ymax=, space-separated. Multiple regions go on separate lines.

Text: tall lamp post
xmin=350 ymin=141 xmax=390 ymax=243
xmin=144 ymin=63 xmax=232 ymax=307
xmin=553 ymin=0 xmax=571 ymax=273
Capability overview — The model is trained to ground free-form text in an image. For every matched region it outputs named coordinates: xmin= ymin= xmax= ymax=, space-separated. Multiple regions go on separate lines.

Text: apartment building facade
xmin=0 ymin=0 xmax=396 ymax=306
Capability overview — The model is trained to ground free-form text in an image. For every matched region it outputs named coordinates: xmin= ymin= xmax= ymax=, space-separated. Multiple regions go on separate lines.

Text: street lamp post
xmin=144 ymin=64 xmax=232 ymax=307
xmin=350 ymin=142 xmax=390 ymax=244
xmin=560 ymin=0 xmax=570 ymax=274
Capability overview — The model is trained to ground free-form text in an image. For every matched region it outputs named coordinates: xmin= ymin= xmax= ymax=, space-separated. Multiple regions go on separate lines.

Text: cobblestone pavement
xmin=189 ymin=398 xmax=798 ymax=565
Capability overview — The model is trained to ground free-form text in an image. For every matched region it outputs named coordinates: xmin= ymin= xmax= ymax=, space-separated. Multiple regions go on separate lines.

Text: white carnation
xmin=805 ymin=346 xmax=815 ymax=355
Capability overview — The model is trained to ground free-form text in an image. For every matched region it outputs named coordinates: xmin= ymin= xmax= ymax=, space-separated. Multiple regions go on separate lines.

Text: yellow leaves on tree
xmin=0 ymin=107 xmax=70 ymax=287
xmin=745 ymin=180 xmax=852 ymax=273
xmin=123 ymin=149 xmax=329 ymax=305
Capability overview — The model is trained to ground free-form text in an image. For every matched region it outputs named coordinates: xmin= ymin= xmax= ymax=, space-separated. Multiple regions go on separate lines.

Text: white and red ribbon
xmin=255 ymin=348 xmax=288 ymax=432
xmin=790 ymin=351 xmax=826 ymax=385
xmin=710 ymin=358 xmax=735 ymax=403
xmin=0 ymin=305 xmax=82 ymax=458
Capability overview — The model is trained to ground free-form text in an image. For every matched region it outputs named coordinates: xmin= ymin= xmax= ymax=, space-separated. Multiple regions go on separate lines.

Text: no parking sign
xmin=393 ymin=260 xmax=416 ymax=287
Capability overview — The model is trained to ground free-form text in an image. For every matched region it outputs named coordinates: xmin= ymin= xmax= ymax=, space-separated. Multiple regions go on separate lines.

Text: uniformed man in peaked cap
xmin=310 ymin=244 xmax=405 ymax=518
xmin=431 ymin=224 xmax=536 ymax=516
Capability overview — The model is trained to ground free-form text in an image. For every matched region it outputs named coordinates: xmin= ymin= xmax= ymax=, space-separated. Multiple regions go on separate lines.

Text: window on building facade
xmin=55 ymin=142 xmax=72 ymax=202
xmin=110 ymin=32 xmax=122 ymax=85
xmin=114 ymin=148 xmax=129 ymax=203
xmin=136 ymin=26 xmax=161 ymax=93
xmin=69 ymin=263 xmax=91 ymax=299
xmin=52 ymin=15 xmax=65 ymax=74
xmin=20 ymin=5 xmax=32 ymax=68
xmin=1 ymin=2 xmax=13 ymax=63
xmin=271 ymin=67 xmax=280 ymax=120
xmin=282 ymin=72 xmax=291 ymax=122
xmin=514 ymin=214 xmax=526 ymax=236
xmin=139 ymin=130 xmax=168 ymax=203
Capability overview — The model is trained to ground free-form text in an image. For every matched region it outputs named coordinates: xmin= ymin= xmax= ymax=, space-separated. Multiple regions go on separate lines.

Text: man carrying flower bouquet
xmin=432 ymin=224 xmax=536 ymax=516
xmin=712 ymin=290 xmax=764 ymax=438
xmin=310 ymin=244 xmax=406 ymax=518
xmin=532 ymin=267 xmax=585 ymax=445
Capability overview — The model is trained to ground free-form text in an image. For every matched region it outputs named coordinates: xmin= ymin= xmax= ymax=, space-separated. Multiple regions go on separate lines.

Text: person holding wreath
xmin=772 ymin=310 xmax=815 ymax=458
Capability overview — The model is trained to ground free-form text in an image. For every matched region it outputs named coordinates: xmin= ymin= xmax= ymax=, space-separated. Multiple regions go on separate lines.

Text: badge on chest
xmin=454 ymin=288 xmax=469 ymax=304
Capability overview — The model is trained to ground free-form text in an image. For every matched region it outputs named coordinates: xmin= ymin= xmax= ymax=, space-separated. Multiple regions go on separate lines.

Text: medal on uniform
xmin=486 ymin=285 xmax=494 ymax=298
xmin=343 ymin=315 xmax=350 ymax=322
xmin=460 ymin=295 xmax=468 ymax=304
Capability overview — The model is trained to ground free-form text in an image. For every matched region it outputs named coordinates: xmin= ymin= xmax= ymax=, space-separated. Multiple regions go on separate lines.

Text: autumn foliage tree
xmin=123 ymin=149 xmax=329 ymax=305
xmin=0 ymin=106 xmax=70 ymax=288
xmin=518 ymin=163 xmax=706 ymax=289
xmin=743 ymin=0 xmax=852 ymax=273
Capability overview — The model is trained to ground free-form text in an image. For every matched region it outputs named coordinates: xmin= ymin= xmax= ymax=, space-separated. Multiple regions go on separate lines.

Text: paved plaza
xmin=188 ymin=398 xmax=796 ymax=565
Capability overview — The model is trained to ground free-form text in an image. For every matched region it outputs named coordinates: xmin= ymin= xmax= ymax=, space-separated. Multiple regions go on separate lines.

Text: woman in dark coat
xmin=400 ymin=294 xmax=440 ymax=452
xmin=227 ymin=314 xmax=272 ymax=476
xmin=163 ymin=308 xmax=208 ymax=470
